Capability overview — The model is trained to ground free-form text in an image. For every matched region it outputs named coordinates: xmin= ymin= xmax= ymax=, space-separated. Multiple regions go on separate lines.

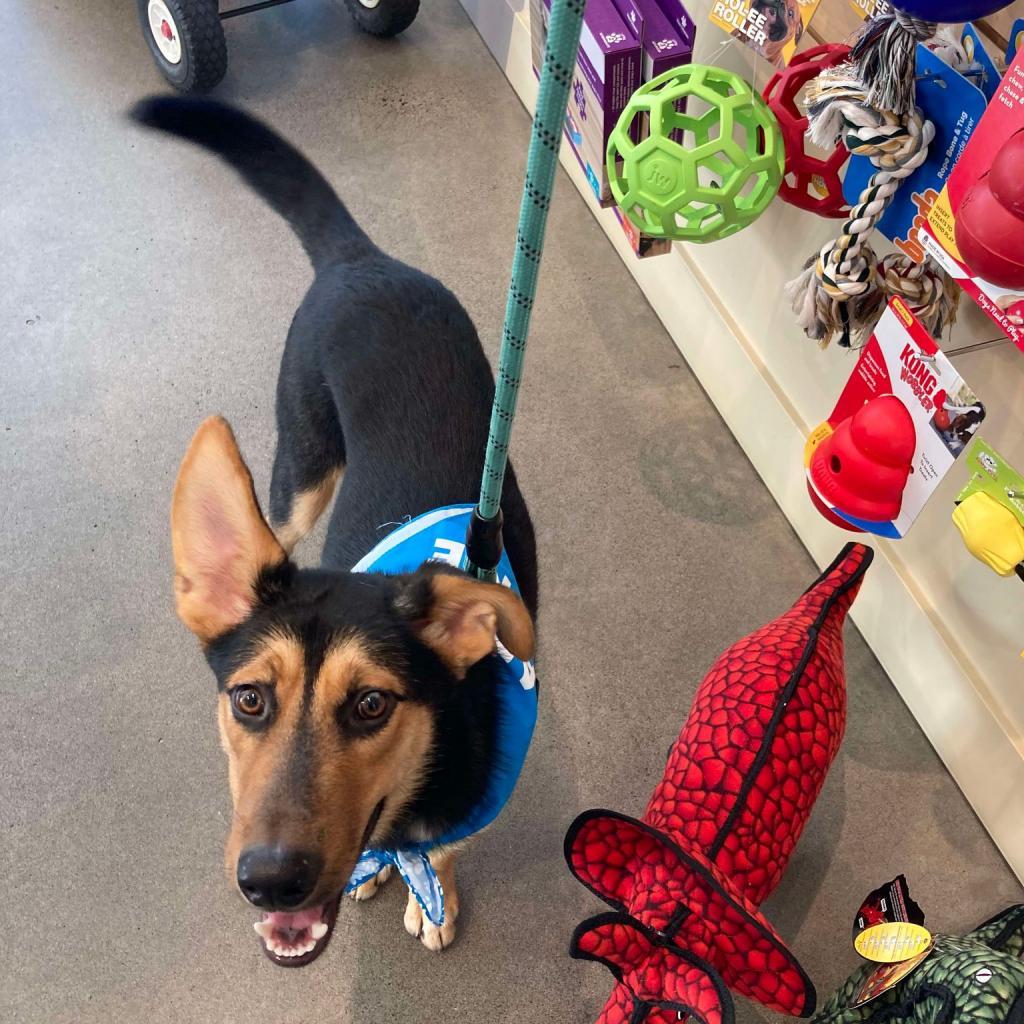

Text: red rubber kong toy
xmin=955 ymin=130 xmax=1024 ymax=290
xmin=566 ymin=544 xmax=873 ymax=1024
xmin=809 ymin=396 xmax=916 ymax=525
xmin=763 ymin=44 xmax=852 ymax=218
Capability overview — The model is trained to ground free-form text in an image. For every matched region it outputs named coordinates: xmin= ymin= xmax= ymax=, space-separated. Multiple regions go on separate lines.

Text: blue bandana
xmin=342 ymin=505 xmax=537 ymax=926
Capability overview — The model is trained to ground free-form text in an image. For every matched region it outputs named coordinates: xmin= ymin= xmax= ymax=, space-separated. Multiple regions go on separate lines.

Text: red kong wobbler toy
xmin=763 ymin=43 xmax=852 ymax=218
xmin=955 ymin=130 xmax=1024 ymax=291
xmin=808 ymin=395 xmax=916 ymax=527
xmin=565 ymin=544 xmax=873 ymax=1024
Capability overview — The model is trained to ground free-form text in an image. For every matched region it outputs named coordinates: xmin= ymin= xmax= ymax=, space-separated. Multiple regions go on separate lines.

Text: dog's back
xmin=132 ymin=98 xmax=537 ymax=612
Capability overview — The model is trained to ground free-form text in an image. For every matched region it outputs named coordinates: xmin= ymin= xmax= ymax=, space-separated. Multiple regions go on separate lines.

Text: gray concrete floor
xmin=2 ymin=1 xmax=1021 ymax=1022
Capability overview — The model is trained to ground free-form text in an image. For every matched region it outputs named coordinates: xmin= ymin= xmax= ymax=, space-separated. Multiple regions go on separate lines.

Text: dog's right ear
xmin=170 ymin=417 xmax=286 ymax=643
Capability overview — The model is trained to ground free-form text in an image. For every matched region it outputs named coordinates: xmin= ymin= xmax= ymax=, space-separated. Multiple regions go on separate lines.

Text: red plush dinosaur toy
xmin=565 ymin=543 xmax=873 ymax=1024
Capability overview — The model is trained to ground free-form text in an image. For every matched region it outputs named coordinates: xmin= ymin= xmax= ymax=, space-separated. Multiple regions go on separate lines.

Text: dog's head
xmin=749 ymin=0 xmax=803 ymax=66
xmin=171 ymin=417 xmax=534 ymax=965
xmin=751 ymin=0 xmax=802 ymax=43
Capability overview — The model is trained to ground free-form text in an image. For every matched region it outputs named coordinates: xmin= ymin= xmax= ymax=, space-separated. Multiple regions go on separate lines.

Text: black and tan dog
xmin=132 ymin=98 xmax=538 ymax=965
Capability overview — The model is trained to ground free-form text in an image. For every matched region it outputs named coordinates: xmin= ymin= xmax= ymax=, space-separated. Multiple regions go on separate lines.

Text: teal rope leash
xmin=467 ymin=0 xmax=585 ymax=579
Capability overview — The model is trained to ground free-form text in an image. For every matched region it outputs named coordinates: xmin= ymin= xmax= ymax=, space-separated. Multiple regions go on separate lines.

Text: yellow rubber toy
xmin=952 ymin=491 xmax=1024 ymax=577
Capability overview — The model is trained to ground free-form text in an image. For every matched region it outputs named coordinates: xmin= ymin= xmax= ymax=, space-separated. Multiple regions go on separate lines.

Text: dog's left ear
xmin=170 ymin=416 xmax=287 ymax=643
xmin=395 ymin=569 xmax=535 ymax=675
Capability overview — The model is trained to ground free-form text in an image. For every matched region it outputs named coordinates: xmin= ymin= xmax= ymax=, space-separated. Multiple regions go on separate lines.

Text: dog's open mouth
xmin=254 ymin=899 xmax=340 ymax=966
xmin=251 ymin=800 xmax=385 ymax=967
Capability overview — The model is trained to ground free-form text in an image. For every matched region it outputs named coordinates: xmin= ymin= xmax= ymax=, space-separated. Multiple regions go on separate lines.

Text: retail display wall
xmin=460 ymin=0 xmax=1024 ymax=880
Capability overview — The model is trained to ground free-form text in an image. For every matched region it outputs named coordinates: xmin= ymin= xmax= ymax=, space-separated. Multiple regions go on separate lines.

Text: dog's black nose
xmin=236 ymin=846 xmax=322 ymax=909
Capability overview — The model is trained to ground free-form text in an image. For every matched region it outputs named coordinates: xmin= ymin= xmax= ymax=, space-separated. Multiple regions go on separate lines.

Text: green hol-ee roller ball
xmin=607 ymin=64 xmax=785 ymax=244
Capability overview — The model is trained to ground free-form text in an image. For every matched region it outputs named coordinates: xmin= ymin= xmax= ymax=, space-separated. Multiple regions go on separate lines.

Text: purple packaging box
xmin=611 ymin=0 xmax=693 ymax=81
xmin=652 ymin=0 xmax=697 ymax=51
xmin=529 ymin=0 xmax=640 ymax=204
xmin=608 ymin=0 xmax=694 ymax=256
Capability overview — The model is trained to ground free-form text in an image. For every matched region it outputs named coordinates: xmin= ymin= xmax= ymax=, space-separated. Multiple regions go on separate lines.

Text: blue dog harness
xmin=343 ymin=505 xmax=537 ymax=926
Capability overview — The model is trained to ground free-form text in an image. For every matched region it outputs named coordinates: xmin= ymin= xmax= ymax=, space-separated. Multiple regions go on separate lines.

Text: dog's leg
xmin=349 ymin=862 xmax=394 ymax=902
xmin=269 ymin=344 xmax=346 ymax=555
xmin=403 ymin=849 xmax=459 ymax=952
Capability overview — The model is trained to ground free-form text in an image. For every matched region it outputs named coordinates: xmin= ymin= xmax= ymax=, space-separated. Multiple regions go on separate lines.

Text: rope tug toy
xmin=785 ymin=10 xmax=964 ymax=349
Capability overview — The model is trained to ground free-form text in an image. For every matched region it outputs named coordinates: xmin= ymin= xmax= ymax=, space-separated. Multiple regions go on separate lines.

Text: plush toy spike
xmin=572 ymin=913 xmax=734 ymax=1024
xmin=814 ymin=904 xmax=1024 ymax=1024
xmin=566 ymin=543 xmax=874 ymax=1024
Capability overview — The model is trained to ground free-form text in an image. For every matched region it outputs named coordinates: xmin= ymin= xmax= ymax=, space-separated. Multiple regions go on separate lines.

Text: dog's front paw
xmin=349 ymin=863 xmax=394 ymax=902
xmin=403 ymin=890 xmax=458 ymax=952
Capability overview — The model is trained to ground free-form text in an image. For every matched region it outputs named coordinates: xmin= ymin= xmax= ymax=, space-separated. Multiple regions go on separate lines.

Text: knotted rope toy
xmin=785 ymin=44 xmax=959 ymax=349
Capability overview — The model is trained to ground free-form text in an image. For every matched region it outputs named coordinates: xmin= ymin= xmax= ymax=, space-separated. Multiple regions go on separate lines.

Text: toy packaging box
xmin=609 ymin=0 xmax=695 ymax=257
xmin=529 ymin=0 xmax=641 ymax=206
xmin=805 ymin=298 xmax=985 ymax=539
xmin=953 ymin=439 xmax=1024 ymax=578
xmin=921 ymin=46 xmax=1024 ymax=350
xmin=530 ymin=0 xmax=695 ymax=258
xmin=708 ymin=0 xmax=821 ymax=69
xmin=611 ymin=0 xmax=694 ymax=83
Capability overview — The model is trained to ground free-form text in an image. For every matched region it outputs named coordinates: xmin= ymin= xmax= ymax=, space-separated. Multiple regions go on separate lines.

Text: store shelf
xmin=461 ymin=0 xmax=1024 ymax=881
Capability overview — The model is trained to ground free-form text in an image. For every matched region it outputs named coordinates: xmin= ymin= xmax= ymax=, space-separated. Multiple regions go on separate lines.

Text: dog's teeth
xmin=311 ymin=922 xmax=328 ymax=940
xmin=254 ymin=920 xmax=275 ymax=940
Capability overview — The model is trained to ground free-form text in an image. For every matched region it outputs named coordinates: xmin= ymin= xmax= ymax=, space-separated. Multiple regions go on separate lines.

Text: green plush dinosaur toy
xmin=815 ymin=905 xmax=1024 ymax=1024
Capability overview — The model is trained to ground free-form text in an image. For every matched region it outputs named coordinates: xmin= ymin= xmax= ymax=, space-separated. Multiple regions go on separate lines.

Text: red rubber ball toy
xmin=955 ymin=132 xmax=1024 ymax=291
xmin=763 ymin=44 xmax=852 ymax=219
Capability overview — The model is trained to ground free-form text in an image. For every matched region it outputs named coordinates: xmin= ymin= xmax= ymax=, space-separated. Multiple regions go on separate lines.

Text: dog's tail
xmin=130 ymin=96 xmax=373 ymax=270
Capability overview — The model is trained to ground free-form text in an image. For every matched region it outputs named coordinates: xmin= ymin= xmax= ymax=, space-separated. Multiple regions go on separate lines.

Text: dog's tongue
xmin=265 ymin=907 xmax=323 ymax=936
xmin=254 ymin=906 xmax=330 ymax=960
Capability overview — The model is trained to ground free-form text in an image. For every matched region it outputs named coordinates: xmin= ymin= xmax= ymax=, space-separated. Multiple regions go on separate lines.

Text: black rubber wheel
xmin=342 ymin=0 xmax=420 ymax=37
xmin=136 ymin=0 xmax=228 ymax=93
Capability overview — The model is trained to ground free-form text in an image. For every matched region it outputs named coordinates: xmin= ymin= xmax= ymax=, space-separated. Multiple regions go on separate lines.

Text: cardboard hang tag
xmin=805 ymin=298 xmax=986 ymax=539
xmin=849 ymin=875 xmax=934 ymax=1007
xmin=843 ymin=44 xmax=987 ymax=263
xmin=708 ymin=0 xmax=821 ymax=70
xmin=953 ymin=440 xmax=1024 ymax=580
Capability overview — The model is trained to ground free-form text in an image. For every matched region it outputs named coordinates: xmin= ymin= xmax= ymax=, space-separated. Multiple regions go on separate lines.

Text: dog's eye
xmin=355 ymin=690 xmax=393 ymax=722
xmin=231 ymin=685 xmax=266 ymax=718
